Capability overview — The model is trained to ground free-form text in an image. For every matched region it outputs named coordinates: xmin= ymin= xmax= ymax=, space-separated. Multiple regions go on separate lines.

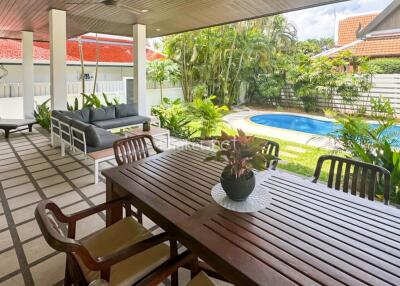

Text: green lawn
xmin=255 ymin=134 xmax=344 ymax=182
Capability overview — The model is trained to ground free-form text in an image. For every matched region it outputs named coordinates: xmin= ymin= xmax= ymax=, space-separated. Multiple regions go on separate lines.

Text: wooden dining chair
xmin=135 ymin=250 xmax=218 ymax=286
xmin=261 ymin=140 xmax=280 ymax=169
xmin=113 ymin=134 xmax=163 ymax=166
xmin=312 ymin=155 xmax=391 ymax=204
xmin=113 ymin=134 xmax=163 ymax=224
xmin=35 ymin=199 xmax=174 ymax=286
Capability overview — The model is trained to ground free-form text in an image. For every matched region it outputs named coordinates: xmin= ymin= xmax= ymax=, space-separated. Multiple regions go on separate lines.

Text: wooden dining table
xmin=102 ymin=146 xmax=400 ymax=286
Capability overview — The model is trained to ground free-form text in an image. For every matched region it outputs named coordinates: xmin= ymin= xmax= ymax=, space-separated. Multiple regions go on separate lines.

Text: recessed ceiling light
xmin=156 ymin=28 xmax=161 ymax=31
xmin=141 ymin=9 xmax=149 ymax=13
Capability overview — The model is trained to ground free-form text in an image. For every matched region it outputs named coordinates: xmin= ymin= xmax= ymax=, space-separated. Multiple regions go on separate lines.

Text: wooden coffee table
xmin=0 ymin=119 xmax=37 ymax=139
xmin=125 ymin=126 xmax=170 ymax=148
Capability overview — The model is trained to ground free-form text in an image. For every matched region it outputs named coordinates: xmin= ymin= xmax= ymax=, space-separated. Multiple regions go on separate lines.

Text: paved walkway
xmin=224 ymin=110 xmax=338 ymax=149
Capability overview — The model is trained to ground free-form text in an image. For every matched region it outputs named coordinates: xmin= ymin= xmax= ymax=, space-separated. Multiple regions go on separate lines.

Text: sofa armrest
xmin=71 ymin=126 xmax=87 ymax=154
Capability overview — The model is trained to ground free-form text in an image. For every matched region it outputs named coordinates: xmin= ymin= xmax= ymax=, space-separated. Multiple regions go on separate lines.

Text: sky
xmin=285 ymin=0 xmax=393 ymax=41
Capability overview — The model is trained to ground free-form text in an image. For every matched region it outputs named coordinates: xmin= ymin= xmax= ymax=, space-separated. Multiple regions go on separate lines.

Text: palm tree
xmin=147 ymin=59 xmax=179 ymax=102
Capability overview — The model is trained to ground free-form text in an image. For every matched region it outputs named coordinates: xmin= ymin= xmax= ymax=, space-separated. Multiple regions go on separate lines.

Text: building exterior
xmin=0 ymin=34 xmax=164 ymax=88
xmin=318 ymin=0 xmax=400 ymax=58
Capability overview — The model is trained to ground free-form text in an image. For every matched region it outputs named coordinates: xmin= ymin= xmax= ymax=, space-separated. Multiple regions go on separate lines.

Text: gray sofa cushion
xmin=86 ymin=133 xmax=122 ymax=153
xmin=92 ymin=115 xmax=150 ymax=130
xmin=115 ymin=104 xmax=138 ymax=118
xmin=70 ymin=119 xmax=102 ymax=147
xmin=63 ymin=108 xmax=91 ymax=123
xmin=90 ymin=106 xmax=116 ymax=122
xmin=51 ymin=110 xmax=64 ymax=119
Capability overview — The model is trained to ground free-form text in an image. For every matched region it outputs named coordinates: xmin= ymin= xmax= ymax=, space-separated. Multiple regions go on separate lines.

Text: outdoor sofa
xmin=51 ymin=104 xmax=150 ymax=155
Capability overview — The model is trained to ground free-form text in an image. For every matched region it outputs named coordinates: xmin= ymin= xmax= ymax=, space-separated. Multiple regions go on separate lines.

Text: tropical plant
xmin=73 ymin=93 xmax=120 ymax=109
xmin=147 ymin=59 xmax=179 ymax=102
xmin=331 ymin=99 xmax=400 ymax=203
xmin=163 ymin=15 xmax=296 ymax=105
xmin=34 ymin=99 xmax=51 ymax=130
xmin=190 ymin=95 xmax=229 ymax=140
xmin=287 ymin=51 xmax=372 ymax=111
xmin=67 ymin=98 xmax=80 ymax=111
xmin=205 ymin=130 xmax=277 ymax=179
xmin=151 ymin=98 xmax=195 ymax=138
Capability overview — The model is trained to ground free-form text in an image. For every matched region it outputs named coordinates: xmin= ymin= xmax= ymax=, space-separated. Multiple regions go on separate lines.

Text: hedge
xmin=367 ymin=58 xmax=400 ymax=74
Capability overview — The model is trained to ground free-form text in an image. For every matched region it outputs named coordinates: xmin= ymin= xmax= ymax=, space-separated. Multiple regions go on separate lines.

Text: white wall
xmin=0 ymin=64 xmax=132 ymax=84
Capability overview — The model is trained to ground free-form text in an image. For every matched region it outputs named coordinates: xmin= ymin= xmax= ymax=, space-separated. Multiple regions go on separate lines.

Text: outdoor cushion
xmin=75 ymin=217 xmax=169 ymax=285
xmin=86 ymin=133 xmax=122 ymax=153
xmin=63 ymin=108 xmax=91 ymax=123
xmin=115 ymin=104 xmax=138 ymax=118
xmin=70 ymin=119 xmax=101 ymax=147
xmin=90 ymin=106 xmax=116 ymax=122
xmin=51 ymin=110 xmax=64 ymax=119
xmin=91 ymin=115 xmax=150 ymax=130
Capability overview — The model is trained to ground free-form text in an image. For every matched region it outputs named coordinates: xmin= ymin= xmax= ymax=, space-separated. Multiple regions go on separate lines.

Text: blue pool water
xmin=250 ymin=114 xmax=400 ymax=139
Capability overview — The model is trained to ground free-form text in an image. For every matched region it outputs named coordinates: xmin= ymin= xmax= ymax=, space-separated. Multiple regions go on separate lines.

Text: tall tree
xmin=163 ymin=15 xmax=297 ymax=105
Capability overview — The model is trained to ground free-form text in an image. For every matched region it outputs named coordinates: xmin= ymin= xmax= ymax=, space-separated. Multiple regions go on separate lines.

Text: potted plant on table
xmin=206 ymin=130 xmax=278 ymax=201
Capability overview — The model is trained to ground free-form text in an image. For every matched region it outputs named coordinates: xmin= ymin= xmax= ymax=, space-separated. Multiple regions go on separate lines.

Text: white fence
xmin=280 ymin=74 xmax=400 ymax=113
xmin=0 ymin=80 xmax=184 ymax=119
xmin=0 ymin=81 xmax=125 ymax=98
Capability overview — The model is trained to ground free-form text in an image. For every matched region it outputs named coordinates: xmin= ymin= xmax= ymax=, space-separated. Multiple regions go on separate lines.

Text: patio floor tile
xmin=36 ymin=174 xmax=65 ymax=188
xmin=41 ymin=182 xmax=73 ymax=198
xmin=0 ymin=248 xmax=19 ymax=278
xmin=4 ymin=182 xmax=36 ymax=199
xmin=16 ymin=219 xmax=42 ymax=243
xmin=30 ymin=253 xmax=65 ymax=286
xmin=31 ymin=168 xmax=58 ymax=180
xmin=11 ymin=204 xmax=37 ymax=225
xmin=0 ymin=273 xmax=25 ymax=286
xmin=0 ymin=230 xmax=13 ymax=252
xmin=23 ymin=236 xmax=55 ymax=264
xmin=7 ymin=191 xmax=41 ymax=210
xmin=1 ymin=175 xmax=30 ymax=189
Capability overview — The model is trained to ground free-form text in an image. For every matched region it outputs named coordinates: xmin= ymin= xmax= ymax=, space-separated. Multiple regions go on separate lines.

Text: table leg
xmin=166 ymin=132 xmax=170 ymax=148
xmin=94 ymin=160 xmax=99 ymax=184
xmin=106 ymin=178 xmax=123 ymax=227
xmin=3 ymin=128 xmax=10 ymax=139
xmin=28 ymin=124 xmax=33 ymax=132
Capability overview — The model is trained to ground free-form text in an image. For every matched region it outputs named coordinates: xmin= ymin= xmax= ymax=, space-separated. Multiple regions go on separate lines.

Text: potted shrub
xmin=206 ymin=130 xmax=278 ymax=201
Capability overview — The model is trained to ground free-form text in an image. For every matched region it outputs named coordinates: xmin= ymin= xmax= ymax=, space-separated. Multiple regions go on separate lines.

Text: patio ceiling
xmin=0 ymin=0 xmax=348 ymax=41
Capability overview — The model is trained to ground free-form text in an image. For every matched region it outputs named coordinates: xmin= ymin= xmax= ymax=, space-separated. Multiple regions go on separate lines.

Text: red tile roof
xmin=0 ymin=37 xmax=164 ymax=63
xmin=332 ymin=35 xmax=400 ymax=57
xmin=337 ymin=13 xmax=378 ymax=46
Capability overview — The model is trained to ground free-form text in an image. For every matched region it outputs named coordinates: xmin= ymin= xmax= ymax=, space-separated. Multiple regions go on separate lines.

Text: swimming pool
xmin=250 ymin=113 xmax=400 ymax=138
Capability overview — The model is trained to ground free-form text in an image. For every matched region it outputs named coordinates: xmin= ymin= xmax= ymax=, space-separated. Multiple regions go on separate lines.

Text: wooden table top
xmin=126 ymin=126 xmax=169 ymax=136
xmin=102 ymin=147 xmax=400 ymax=286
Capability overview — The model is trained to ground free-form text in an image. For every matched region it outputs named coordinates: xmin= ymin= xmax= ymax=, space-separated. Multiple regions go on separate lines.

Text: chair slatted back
xmin=312 ymin=155 xmax=391 ymax=204
xmin=113 ymin=135 xmax=161 ymax=166
xmin=261 ymin=140 xmax=280 ymax=169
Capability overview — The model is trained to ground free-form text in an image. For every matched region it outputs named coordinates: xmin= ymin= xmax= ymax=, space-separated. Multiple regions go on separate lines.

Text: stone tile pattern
xmin=0 ymin=127 xmax=201 ymax=286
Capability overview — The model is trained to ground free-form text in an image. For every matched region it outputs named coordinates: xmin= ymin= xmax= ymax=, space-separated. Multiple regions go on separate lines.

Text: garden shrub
xmin=331 ymin=98 xmax=400 ymax=204
xmin=367 ymin=58 xmax=400 ymax=74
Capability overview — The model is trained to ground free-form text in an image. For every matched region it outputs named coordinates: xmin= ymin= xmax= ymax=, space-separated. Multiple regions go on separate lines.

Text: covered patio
xmin=3 ymin=1 xmax=400 ymax=286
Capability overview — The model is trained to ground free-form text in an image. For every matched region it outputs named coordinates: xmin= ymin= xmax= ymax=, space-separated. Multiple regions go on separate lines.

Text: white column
xmin=49 ymin=9 xmax=67 ymax=110
xmin=132 ymin=24 xmax=147 ymax=115
xmin=22 ymin=31 xmax=34 ymax=118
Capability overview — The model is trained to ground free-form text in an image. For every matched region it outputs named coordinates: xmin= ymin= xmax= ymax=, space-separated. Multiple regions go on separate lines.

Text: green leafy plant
xmin=190 ymin=95 xmax=228 ymax=140
xmin=147 ymin=59 xmax=179 ymax=102
xmin=67 ymin=98 xmax=80 ymax=111
xmin=367 ymin=58 xmax=400 ymax=74
xmin=151 ymin=98 xmax=195 ymax=138
xmin=331 ymin=99 xmax=400 ymax=203
xmin=34 ymin=99 xmax=51 ymax=131
xmin=206 ymin=130 xmax=277 ymax=179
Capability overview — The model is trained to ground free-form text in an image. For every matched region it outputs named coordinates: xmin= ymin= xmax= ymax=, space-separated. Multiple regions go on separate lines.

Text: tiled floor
xmin=0 ymin=126 xmax=214 ymax=286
